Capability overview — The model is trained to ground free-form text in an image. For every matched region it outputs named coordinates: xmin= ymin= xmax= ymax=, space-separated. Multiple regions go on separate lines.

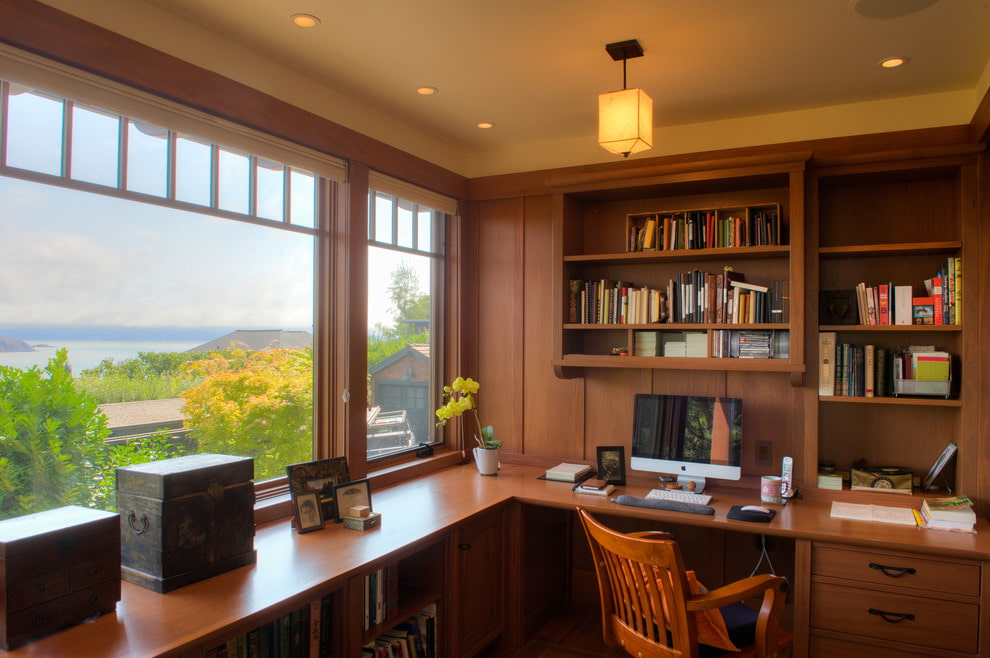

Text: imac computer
xmin=630 ymin=393 xmax=743 ymax=494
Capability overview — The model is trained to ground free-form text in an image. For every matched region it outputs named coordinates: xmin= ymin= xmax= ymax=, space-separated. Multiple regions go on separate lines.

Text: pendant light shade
xmin=599 ymin=39 xmax=653 ymax=158
xmin=598 ymin=87 xmax=653 ymax=157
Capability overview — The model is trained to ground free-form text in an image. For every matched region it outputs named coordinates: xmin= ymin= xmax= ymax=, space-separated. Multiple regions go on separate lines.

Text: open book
xmin=830 ymin=501 xmax=917 ymax=526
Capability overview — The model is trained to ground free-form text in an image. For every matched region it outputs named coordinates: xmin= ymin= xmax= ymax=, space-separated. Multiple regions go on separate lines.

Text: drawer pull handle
xmin=127 ymin=511 xmax=149 ymax=535
xmin=868 ymin=562 xmax=915 ymax=578
xmin=458 ymin=543 xmax=472 ymax=550
xmin=868 ymin=608 xmax=915 ymax=624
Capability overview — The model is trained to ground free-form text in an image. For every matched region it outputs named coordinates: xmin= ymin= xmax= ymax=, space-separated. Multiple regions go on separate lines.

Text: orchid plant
xmin=435 ymin=376 xmax=501 ymax=450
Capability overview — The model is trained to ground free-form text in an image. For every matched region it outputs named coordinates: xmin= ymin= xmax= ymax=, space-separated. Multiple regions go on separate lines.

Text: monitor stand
xmin=669 ymin=474 xmax=706 ymax=494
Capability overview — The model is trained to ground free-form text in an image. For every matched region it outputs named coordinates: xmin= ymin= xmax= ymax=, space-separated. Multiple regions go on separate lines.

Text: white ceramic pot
xmin=473 ymin=447 xmax=500 ymax=475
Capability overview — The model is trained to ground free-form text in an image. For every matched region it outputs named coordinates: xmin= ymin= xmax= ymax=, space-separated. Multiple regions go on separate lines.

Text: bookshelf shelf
xmin=819 ymin=324 xmax=962 ymax=332
xmin=819 ymin=395 xmax=960 ymax=408
xmin=555 ymin=354 xmax=801 ymax=372
xmin=565 ymin=322 xmax=786 ymax=331
xmin=564 ymin=244 xmax=789 ymax=265
xmin=819 ymin=241 xmax=962 ymax=258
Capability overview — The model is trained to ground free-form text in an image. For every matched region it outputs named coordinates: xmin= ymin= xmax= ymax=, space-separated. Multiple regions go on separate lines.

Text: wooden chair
xmin=577 ymin=507 xmax=792 ymax=658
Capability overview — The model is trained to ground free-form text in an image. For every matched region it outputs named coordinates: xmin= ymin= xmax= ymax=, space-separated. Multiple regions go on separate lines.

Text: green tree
xmin=0 ymin=349 xmax=110 ymax=519
xmin=182 ymin=348 xmax=313 ymax=480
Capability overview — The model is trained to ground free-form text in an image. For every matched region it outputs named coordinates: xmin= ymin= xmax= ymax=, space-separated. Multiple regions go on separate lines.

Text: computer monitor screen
xmin=630 ymin=394 xmax=743 ymax=491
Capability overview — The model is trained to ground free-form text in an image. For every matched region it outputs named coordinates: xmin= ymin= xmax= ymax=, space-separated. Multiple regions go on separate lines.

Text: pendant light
xmin=598 ymin=39 xmax=653 ymax=158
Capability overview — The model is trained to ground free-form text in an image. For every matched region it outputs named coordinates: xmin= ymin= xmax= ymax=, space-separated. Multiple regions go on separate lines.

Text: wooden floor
xmin=488 ymin=607 xmax=626 ymax=658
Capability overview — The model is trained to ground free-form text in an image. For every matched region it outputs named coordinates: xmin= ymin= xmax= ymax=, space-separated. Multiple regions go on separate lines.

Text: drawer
xmin=3 ymin=578 xmax=119 ymax=650
xmin=811 ymin=581 xmax=979 ymax=654
xmin=812 ymin=543 xmax=980 ymax=597
xmin=4 ymin=569 xmax=69 ymax=611
xmin=810 ymin=632 xmax=970 ymax=658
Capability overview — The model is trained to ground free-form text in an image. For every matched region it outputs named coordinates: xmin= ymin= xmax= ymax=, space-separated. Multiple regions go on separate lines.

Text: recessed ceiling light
xmin=417 ymin=86 xmax=438 ymax=96
xmin=879 ymin=56 xmax=907 ymax=68
xmin=291 ymin=13 xmax=320 ymax=28
xmin=477 ymin=122 xmax=495 ymax=129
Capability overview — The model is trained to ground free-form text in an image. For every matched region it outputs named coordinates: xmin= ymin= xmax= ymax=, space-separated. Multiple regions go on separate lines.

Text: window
xmin=366 ymin=185 xmax=446 ymax=461
xmin=0 ymin=77 xmax=332 ymax=519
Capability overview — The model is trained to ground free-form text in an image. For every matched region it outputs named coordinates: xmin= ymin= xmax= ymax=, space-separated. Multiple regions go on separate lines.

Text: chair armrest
xmin=685 ymin=574 xmax=786 ymax=611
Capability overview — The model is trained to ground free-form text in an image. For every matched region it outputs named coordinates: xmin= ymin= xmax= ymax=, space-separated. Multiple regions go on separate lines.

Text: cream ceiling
xmin=37 ymin=0 xmax=990 ymax=177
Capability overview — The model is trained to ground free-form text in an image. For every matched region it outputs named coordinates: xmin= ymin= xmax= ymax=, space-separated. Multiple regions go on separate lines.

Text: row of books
xmin=828 ymin=257 xmax=962 ymax=327
xmin=627 ymin=207 xmax=782 ymax=252
xmin=363 ymin=564 xmax=400 ymax=631
xmin=363 ymin=604 xmax=437 ymax=658
xmin=568 ymin=272 xmax=788 ymax=325
xmin=572 ymin=478 xmax=616 ymax=497
xmin=914 ymin=496 xmax=976 ymax=533
xmin=819 ymin=334 xmax=953 ymax=397
xmin=206 ymin=596 xmax=331 ymax=658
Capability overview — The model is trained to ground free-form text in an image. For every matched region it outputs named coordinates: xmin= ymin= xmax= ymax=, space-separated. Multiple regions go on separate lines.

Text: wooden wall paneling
xmin=582 ymin=369 xmax=651 ymax=459
xmin=523 ymin=195 xmax=586 ymax=458
xmin=477 ymin=198 xmax=525 ymax=454
xmin=726 ymin=372 xmax=799 ymax=478
xmin=977 ymin=153 xmax=989 ymax=514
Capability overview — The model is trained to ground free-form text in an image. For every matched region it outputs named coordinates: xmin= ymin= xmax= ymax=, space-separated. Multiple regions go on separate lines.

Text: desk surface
xmin=2 ymin=463 xmax=987 ymax=656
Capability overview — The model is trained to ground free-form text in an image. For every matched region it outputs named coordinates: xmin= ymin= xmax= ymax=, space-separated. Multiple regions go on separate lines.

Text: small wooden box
xmin=117 ymin=453 xmax=256 ymax=593
xmin=0 ymin=506 xmax=120 ymax=650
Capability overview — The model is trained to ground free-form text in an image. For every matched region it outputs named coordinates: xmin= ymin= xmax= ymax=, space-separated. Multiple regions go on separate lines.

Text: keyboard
xmin=646 ymin=488 xmax=712 ymax=506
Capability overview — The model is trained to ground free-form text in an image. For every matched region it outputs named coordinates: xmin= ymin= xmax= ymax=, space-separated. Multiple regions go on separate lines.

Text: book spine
xmin=864 ymin=344 xmax=875 ymax=397
xmin=818 ymin=332 xmax=836 ymax=396
xmin=932 ymin=276 xmax=944 ymax=325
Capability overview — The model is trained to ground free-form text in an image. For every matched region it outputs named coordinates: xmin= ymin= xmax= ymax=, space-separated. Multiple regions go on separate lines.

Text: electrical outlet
xmin=755 ymin=440 xmax=772 ymax=466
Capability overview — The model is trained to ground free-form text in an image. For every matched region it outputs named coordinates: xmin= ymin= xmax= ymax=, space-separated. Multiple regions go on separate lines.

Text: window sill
xmin=254 ymin=450 xmax=466 ymax=526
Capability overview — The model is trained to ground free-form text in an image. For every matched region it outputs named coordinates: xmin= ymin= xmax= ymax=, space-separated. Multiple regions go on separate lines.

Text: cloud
xmin=0 ymin=177 xmax=314 ymax=329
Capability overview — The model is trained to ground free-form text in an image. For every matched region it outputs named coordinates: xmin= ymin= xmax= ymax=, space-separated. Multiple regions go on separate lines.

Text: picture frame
xmin=332 ymin=478 xmax=372 ymax=522
xmin=922 ymin=441 xmax=958 ymax=491
xmin=596 ymin=446 xmax=626 ymax=486
xmin=292 ymin=490 xmax=324 ymax=533
xmin=285 ymin=457 xmax=351 ymax=523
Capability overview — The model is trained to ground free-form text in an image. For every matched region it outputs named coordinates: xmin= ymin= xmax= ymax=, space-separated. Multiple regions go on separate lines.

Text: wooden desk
xmin=2 ymin=463 xmax=987 ymax=657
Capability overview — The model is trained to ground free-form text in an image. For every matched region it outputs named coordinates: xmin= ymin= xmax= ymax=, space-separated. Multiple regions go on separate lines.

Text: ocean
xmin=0 ymin=339 xmax=202 ymax=373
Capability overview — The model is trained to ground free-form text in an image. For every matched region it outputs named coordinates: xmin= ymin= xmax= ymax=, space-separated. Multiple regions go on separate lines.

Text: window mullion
xmin=167 ymin=130 xmax=177 ymax=201
xmin=210 ymin=144 xmax=220 ymax=210
xmin=62 ymin=99 xmax=72 ymax=179
xmin=0 ymin=81 xmax=8 ymax=168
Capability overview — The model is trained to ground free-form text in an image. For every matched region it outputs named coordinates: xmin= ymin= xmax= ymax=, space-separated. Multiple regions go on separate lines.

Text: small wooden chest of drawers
xmin=810 ymin=542 xmax=981 ymax=656
xmin=0 ymin=506 xmax=120 ymax=650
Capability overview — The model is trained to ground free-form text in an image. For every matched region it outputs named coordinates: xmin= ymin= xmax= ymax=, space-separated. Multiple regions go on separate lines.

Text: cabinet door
xmin=451 ymin=507 xmax=504 ymax=656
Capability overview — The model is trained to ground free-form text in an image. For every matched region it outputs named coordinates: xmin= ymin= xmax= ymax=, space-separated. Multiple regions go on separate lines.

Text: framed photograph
xmin=922 ymin=441 xmax=958 ymax=491
xmin=292 ymin=490 xmax=324 ymax=533
xmin=596 ymin=446 xmax=626 ymax=486
xmin=332 ymin=478 xmax=372 ymax=522
xmin=286 ymin=457 xmax=351 ymax=523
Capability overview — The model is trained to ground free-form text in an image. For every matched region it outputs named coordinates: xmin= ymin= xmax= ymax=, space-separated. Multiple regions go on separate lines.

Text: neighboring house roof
xmin=369 ymin=343 xmax=430 ymax=375
xmin=99 ymin=398 xmax=187 ymax=429
xmin=188 ymin=329 xmax=313 ymax=353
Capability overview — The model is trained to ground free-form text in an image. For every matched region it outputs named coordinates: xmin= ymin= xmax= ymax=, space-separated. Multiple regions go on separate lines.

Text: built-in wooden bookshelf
xmin=551 ymin=161 xmax=806 ymax=379
xmin=808 ymin=154 xmax=979 ymax=498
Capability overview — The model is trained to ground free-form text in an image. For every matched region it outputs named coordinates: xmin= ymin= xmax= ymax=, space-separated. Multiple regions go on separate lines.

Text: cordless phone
xmin=781 ymin=456 xmax=794 ymax=499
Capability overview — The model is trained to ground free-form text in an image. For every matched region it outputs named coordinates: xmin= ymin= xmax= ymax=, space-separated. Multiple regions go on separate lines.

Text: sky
xmin=0 ymin=176 xmax=315 ymax=331
xmin=0 ymin=83 xmax=433 ymax=337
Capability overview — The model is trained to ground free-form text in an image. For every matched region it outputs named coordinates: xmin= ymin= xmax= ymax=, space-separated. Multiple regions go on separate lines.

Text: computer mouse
xmin=741 ymin=505 xmax=772 ymax=514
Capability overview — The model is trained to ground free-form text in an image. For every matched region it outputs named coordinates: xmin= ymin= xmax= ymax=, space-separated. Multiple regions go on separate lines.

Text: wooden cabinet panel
xmin=452 ymin=507 xmax=504 ymax=656
xmin=812 ymin=543 xmax=980 ymax=597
